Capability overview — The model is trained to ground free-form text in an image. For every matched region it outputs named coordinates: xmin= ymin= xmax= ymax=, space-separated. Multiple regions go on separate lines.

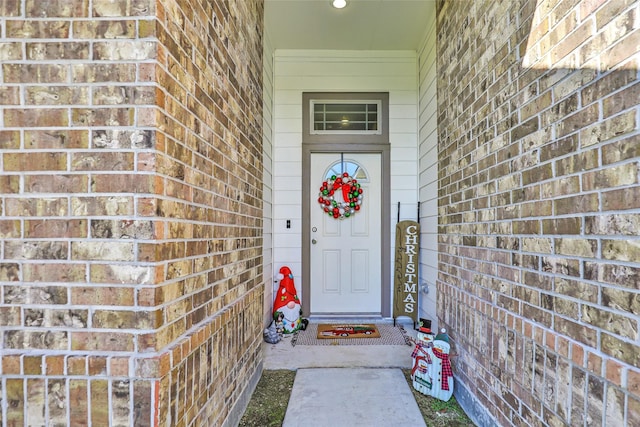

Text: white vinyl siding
xmin=262 ymin=32 xmax=275 ymax=325
xmin=273 ymin=49 xmax=420 ymax=309
xmin=417 ymin=2 xmax=439 ymax=330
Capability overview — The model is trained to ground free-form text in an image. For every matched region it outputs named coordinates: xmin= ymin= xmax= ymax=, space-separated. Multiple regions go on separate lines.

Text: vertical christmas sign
xmin=393 ymin=220 xmax=420 ymax=322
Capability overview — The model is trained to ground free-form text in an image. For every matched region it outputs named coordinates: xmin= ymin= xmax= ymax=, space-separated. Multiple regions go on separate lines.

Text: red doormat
xmin=316 ymin=324 xmax=381 ymax=339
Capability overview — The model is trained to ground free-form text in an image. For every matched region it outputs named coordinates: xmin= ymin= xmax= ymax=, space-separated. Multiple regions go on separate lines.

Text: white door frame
xmin=302 ymin=142 xmax=391 ymax=317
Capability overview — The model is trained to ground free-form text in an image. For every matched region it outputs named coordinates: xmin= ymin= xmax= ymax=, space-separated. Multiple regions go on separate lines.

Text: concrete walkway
xmin=282 ymin=368 xmax=426 ymax=427
xmin=263 ymin=338 xmax=413 ymax=369
xmin=263 ymin=323 xmax=427 ymax=426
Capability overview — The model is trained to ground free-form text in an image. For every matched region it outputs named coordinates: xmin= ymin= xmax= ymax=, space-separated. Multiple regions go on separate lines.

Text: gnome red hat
xmin=273 ymin=266 xmax=300 ymax=313
xmin=273 ymin=266 xmax=302 ymax=333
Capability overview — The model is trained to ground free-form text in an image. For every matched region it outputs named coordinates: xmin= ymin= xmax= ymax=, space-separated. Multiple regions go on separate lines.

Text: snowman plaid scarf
xmin=432 ymin=346 xmax=453 ymax=391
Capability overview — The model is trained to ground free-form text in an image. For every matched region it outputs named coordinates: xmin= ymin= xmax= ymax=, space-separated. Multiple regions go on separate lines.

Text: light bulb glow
xmin=332 ymin=0 xmax=347 ymax=9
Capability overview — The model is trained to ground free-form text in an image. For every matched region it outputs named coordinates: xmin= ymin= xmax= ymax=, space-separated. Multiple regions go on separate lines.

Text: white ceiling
xmin=264 ymin=0 xmax=435 ymax=50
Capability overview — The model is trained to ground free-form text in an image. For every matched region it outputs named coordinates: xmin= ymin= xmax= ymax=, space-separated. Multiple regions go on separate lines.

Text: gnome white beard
xmin=278 ymin=303 xmax=301 ymax=332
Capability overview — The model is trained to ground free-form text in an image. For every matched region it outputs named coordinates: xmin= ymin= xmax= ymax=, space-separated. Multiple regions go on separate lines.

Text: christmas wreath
xmin=317 ymin=172 xmax=363 ymax=219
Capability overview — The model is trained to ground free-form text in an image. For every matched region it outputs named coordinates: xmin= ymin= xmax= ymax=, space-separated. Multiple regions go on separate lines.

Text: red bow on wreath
xmin=317 ymin=172 xmax=363 ymax=219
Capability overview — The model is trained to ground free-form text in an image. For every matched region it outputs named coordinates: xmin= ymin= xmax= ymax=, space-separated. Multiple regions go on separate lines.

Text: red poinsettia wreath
xmin=317 ymin=172 xmax=363 ymax=219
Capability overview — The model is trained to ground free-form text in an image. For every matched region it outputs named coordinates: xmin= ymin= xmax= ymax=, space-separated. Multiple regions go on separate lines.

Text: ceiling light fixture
xmin=332 ymin=0 xmax=347 ymax=9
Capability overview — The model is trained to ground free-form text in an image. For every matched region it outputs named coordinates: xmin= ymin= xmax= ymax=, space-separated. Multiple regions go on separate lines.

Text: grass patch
xmin=239 ymin=370 xmax=295 ymax=427
xmin=401 ymin=369 xmax=474 ymax=426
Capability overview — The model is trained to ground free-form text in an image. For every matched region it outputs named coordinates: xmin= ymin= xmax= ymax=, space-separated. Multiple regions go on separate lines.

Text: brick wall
xmin=0 ymin=0 xmax=264 ymax=425
xmin=436 ymin=0 xmax=640 ymax=425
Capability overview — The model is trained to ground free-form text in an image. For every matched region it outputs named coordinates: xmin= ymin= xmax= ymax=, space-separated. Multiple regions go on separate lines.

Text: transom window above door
xmin=312 ymin=101 xmax=380 ymax=134
xmin=302 ymin=92 xmax=389 ymax=144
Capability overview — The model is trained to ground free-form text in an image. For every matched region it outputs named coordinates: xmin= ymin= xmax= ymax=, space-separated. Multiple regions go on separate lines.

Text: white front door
xmin=309 ymin=153 xmax=382 ymax=315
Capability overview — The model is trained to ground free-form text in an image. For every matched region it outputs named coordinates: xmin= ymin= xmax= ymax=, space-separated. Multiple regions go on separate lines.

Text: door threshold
xmin=307 ymin=314 xmax=393 ymax=324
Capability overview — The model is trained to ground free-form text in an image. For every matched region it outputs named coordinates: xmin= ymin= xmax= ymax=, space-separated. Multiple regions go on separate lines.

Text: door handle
xmin=312 ymin=239 xmax=317 ymax=244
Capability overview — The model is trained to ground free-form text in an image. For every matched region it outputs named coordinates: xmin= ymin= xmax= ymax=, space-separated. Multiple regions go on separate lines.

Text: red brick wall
xmin=0 ymin=0 xmax=264 ymax=425
xmin=437 ymin=0 xmax=640 ymax=425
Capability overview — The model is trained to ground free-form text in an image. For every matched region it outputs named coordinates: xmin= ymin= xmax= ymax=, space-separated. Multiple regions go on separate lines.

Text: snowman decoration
xmin=411 ymin=328 xmax=454 ymax=401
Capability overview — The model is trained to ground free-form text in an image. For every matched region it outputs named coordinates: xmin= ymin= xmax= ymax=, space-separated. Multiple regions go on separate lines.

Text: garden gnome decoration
xmin=273 ymin=266 xmax=304 ymax=333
